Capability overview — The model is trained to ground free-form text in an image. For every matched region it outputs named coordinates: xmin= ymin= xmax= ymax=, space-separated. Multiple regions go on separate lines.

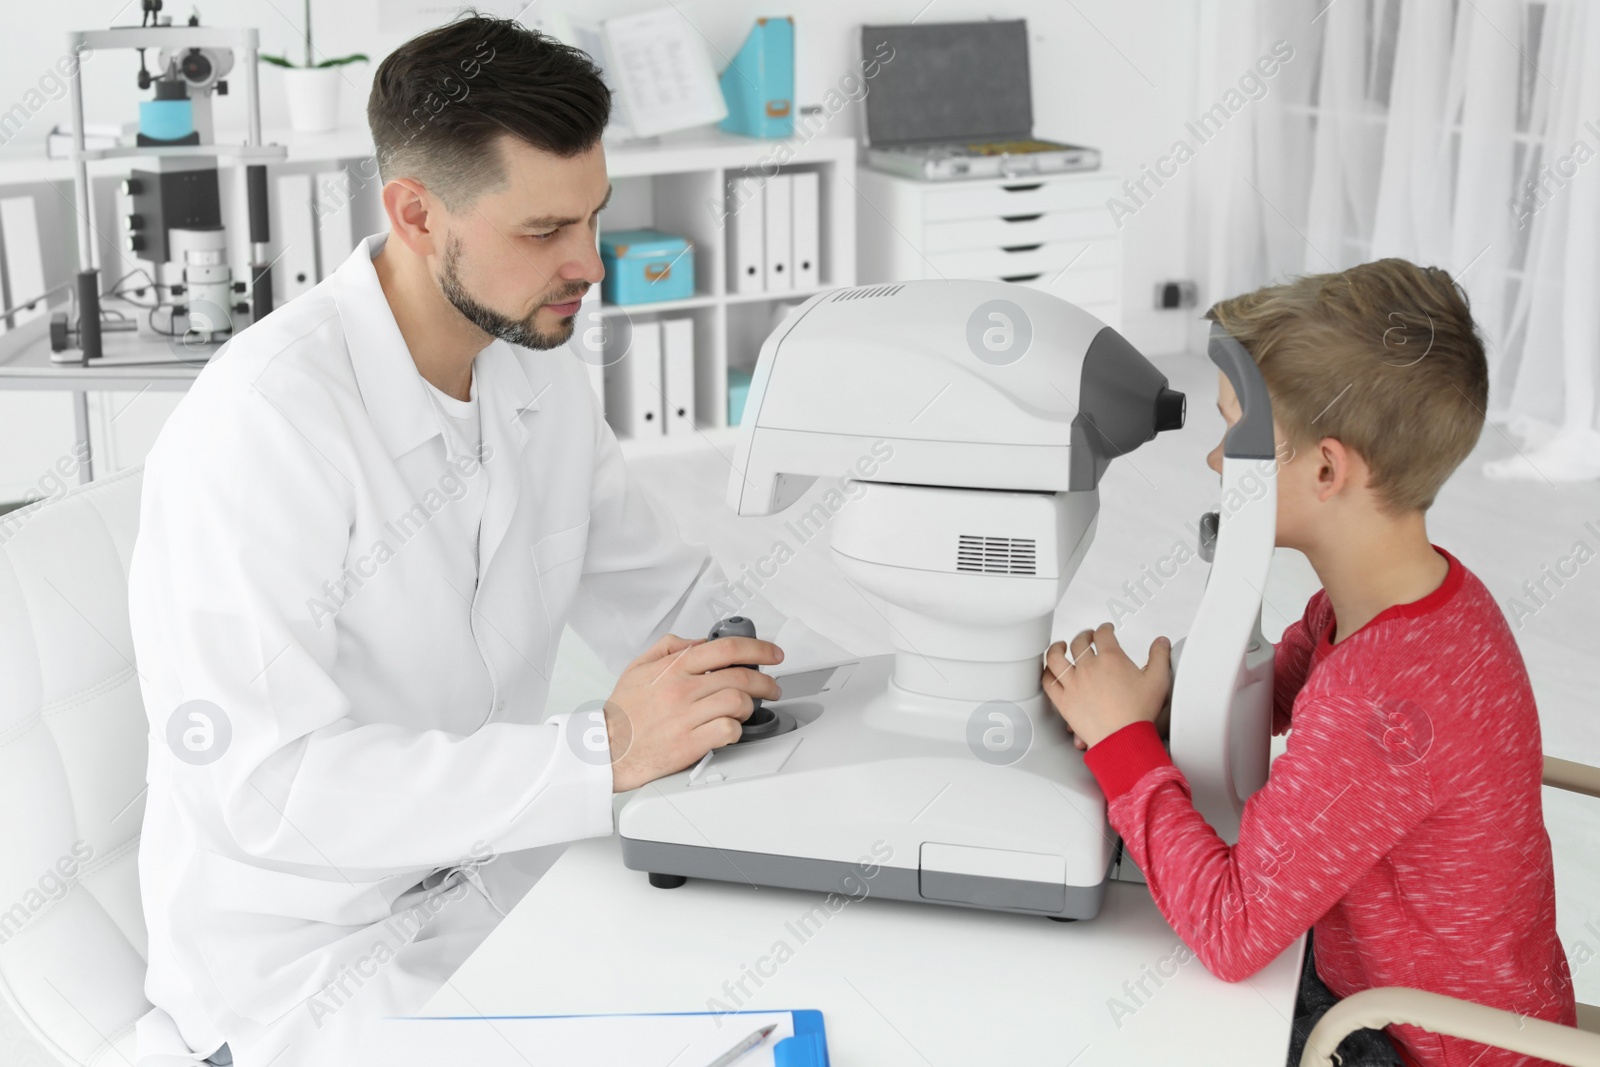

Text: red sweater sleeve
xmin=1085 ymin=690 xmax=1435 ymax=983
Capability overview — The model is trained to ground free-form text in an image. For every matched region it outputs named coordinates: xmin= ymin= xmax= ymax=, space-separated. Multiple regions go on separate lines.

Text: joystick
xmin=706 ymin=616 xmax=781 ymax=741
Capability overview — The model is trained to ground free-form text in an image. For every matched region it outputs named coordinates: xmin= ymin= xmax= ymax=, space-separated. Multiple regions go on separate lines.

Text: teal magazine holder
xmin=719 ymin=17 xmax=795 ymax=139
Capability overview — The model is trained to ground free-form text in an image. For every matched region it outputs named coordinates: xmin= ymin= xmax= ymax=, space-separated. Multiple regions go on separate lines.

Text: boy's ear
xmin=1314 ymin=436 xmax=1363 ymax=501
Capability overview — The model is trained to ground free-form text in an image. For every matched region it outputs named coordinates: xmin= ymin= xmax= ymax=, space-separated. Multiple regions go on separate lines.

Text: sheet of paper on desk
xmin=369 ymin=1011 xmax=796 ymax=1066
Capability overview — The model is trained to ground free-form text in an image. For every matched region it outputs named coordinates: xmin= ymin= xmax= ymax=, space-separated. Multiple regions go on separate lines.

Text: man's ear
xmin=381 ymin=178 xmax=441 ymax=259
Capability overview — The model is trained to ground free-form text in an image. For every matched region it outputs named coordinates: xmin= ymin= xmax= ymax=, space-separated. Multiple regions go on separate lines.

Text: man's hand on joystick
xmin=603 ymin=618 xmax=785 ymax=793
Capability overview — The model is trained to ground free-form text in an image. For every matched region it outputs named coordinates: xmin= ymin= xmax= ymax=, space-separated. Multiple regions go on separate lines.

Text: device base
xmin=622 ymin=837 xmax=1109 ymax=921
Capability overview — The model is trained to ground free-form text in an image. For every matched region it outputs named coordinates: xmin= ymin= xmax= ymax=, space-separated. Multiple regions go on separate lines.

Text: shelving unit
xmin=0 ymin=126 xmax=857 ymax=489
xmin=588 ymin=129 xmax=856 ymax=446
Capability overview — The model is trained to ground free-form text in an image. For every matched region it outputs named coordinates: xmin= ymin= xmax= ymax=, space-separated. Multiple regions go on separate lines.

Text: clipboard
xmin=369 ymin=1008 xmax=829 ymax=1066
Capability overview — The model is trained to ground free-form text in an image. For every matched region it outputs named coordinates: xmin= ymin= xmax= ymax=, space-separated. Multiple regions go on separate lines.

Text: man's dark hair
xmin=368 ymin=13 xmax=611 ymax=210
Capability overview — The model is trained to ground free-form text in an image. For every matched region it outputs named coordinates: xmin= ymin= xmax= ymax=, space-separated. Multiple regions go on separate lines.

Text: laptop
xmin=860 ymin=19 xmax=1101 ymax=181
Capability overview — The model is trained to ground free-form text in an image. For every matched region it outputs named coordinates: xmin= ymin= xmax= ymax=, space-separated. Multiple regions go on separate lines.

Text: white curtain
xmin=1193 ymin=0 xmax=1600 ymax=481
xmin=1496 ymin=0 xmax=1600 ymax=479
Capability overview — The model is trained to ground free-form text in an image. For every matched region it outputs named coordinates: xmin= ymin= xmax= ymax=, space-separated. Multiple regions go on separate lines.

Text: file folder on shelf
xmin=763 ymin=172 xmax=793 ymax=293
xmin=603 ymin=318 xmax=663 ymax=438
xmin=370 ymin=1009 xmax=830 ymax=1066
xmin=273 ymin=173 xmax=318 ymax=303
xmin=661 ymin=317 xmax=696 ymax=437
xmin=728 ymin=174 xmax=765 ymax=294
xmin=790 ymin=170 xmax=819 ymax=290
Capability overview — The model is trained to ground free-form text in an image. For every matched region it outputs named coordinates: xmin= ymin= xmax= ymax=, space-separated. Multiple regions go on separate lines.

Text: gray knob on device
xmin=707 ymin=616 xmax=779 ymax=738
xmin=708 ymin=616 xmax=757 ymax=642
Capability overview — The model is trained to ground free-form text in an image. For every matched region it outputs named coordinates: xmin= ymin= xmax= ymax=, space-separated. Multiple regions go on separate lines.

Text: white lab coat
xmin=129 ymin=233 xmax=821 ymax=1066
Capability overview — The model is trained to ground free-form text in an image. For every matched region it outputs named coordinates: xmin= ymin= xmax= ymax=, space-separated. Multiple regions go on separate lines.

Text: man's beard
xmin=438 ymin=236 xmax=585 ymax=350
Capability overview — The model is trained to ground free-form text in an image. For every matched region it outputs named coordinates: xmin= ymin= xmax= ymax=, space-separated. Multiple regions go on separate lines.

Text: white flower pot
xmin=281 ymin=66 xmax=342 ymax=133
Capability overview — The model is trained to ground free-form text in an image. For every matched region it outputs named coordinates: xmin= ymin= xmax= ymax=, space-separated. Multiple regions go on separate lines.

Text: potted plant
xmin=261 ymin=0 xmax=368 ymax=134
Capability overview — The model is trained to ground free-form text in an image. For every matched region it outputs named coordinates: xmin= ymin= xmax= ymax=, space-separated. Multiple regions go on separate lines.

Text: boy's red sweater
xmin=1084 ymin=547 xmax=1576 ymax=1067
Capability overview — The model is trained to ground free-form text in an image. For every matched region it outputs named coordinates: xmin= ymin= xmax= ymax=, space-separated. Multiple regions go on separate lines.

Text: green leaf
xmin=315 ymin=53 xmax=370 ymax=68
xmin=258 ymin=53 xmax=296 ymax=68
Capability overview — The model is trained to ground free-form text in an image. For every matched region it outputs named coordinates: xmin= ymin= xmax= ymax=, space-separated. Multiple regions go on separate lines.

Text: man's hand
xmin=604 ymin=632 xmax=784 ymax=793
xmin=1042 ymin=623 xmax=1171 ymax=750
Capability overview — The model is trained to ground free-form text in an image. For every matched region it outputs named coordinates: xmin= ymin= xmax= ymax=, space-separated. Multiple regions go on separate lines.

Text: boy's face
xmin=1207 ymin=371 xmax=1312 ymax=550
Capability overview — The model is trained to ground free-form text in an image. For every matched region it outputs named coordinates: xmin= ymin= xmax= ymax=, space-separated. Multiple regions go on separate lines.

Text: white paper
xmin=601 ymin=8 xmax=728 ymax=138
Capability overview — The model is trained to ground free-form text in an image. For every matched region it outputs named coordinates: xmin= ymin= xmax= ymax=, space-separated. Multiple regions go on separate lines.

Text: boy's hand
xmin=1042 ymin=623 xmax=1172 ymax=750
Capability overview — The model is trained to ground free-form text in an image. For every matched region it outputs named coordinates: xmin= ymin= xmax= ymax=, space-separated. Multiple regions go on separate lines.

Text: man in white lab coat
xmin=128 ymin=16 xmax=824 ymax=1066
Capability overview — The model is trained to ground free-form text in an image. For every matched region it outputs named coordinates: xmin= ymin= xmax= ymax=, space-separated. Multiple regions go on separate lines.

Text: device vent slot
xmin=832 ymin=284 xmax=905 ymax=301
xmin=956 ymin=535 xmax=1037 ymax=575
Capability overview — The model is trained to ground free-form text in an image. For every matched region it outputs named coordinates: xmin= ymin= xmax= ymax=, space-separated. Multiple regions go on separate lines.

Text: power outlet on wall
xmin=1153 ymin=280 xmax=1198 ymax=310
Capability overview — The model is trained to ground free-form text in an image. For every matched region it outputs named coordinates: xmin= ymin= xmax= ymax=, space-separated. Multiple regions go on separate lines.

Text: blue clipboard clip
xmin=772 ymin=1009 xmax=828 ymax=1067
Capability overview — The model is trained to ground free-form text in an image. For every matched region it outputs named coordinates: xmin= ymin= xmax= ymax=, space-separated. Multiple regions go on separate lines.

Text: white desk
xmin=420 ymin=834 xmax=1305 ymax=1066
xmin=0 ymin=311 xmax=210 ymax=484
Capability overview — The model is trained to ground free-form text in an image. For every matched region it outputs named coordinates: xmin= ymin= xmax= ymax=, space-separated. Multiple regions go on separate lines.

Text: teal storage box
xmin=719 ymin=17 xmax=795 ymax=139
xmin=600 ymin=229 xmax=695 ymax=305
xmin=728 ymin=366 xmax=753 ymax=426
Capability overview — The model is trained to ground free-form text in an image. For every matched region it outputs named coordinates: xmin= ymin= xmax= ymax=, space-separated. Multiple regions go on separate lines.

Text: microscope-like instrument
xmin=51 ymin=1 xmax=283 ymax=363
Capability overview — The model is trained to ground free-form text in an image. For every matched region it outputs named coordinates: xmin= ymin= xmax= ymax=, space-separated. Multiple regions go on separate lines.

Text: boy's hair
xmin=1206 ymin=258 xmax=1487 ymax=512
xmin=367 ymin=13 xmax=610 ymax=210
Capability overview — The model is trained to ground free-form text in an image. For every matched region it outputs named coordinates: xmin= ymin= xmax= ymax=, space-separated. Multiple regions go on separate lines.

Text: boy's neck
xmin=1303 ymin=510 xmax=1450 ymax=644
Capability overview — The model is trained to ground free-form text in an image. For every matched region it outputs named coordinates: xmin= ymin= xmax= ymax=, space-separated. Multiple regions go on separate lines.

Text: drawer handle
xmin=1001 ymin=213 xmax=1044 ymax=223
xmin=1001 ymin=183 xmax=1044 ymax=192
xmin=1001 ymin=273 xmax=1043 ymax=283
xmin=1002 ymin=243 xmax=1043 ymax=253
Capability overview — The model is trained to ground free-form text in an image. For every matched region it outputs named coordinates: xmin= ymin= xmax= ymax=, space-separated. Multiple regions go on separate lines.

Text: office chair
xmin=0 ymin=466 xmax=155 ymax=1065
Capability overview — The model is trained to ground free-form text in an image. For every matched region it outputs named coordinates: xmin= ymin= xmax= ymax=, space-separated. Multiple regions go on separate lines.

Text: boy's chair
xmin=0 ymin=466 xmax=159 ymax=1066
xmin=1301 ymin=755 xmax=1600 ymax=1067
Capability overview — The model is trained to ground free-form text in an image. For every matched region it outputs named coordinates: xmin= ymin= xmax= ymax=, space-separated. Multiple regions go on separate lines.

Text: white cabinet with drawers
xmin=857 ymin=168 xmax=1125 ymax=329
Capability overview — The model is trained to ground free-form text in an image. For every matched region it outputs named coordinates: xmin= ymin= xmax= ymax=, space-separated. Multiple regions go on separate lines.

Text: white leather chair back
xmin=0 ymin=466 xmax=150 ymax=1065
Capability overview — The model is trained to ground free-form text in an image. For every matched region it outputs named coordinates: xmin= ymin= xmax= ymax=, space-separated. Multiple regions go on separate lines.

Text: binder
xmin=790 ymin=170 xmax=819 ymax=290
xmin=0 ymin=196 xmax=45 ymax=328
xmin=271 ymin=173 xmax=318 ymax=303
xmin=728 ymin=175 xmax=765 ymax=294
xmin=603 ymin=318 xmax=663 ymax=438
xmin=314 ymin=169 xmax=355 ymax=276
xmin=369 ymin=1008 xmax=829 ymax=1066
xmin=763 ymin=172 xmax=793 ymax=293
xmin=661 ymin=317 xmax=696 ymax=437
